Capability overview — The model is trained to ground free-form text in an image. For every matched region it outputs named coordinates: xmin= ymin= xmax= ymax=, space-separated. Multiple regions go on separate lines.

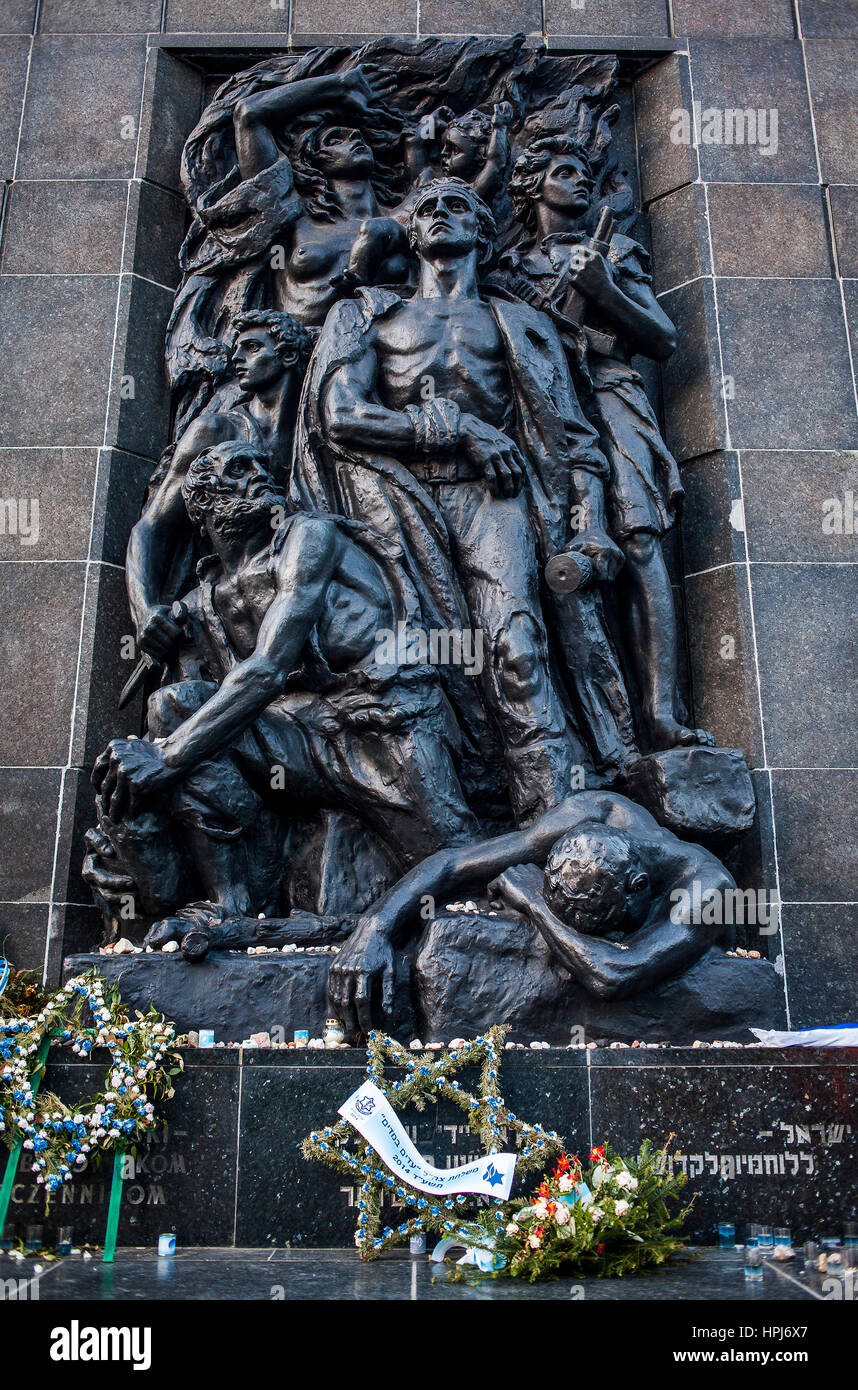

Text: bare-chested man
xmin=91 ymin=442 xmax=478 ymax=927
xmin=299 ymin=176 xmax=622 ymax=821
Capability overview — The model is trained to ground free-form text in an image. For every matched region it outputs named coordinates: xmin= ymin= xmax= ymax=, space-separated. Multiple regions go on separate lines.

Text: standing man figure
xmin=293 ymin=177 xmax=623 ymax=821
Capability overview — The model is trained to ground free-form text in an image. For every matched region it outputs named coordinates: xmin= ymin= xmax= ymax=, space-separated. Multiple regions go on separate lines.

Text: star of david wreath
xmin=302 ymin=1025 xmax=564 ymax=1258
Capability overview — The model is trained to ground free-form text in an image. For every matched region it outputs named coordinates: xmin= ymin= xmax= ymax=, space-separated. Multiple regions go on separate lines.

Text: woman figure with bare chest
xmin=233 ymin=65 xmax=410 ymax=327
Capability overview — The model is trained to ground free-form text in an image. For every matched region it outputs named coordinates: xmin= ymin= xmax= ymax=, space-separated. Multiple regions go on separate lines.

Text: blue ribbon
xmin=0 ymin=958 xmax=9 ymax=1000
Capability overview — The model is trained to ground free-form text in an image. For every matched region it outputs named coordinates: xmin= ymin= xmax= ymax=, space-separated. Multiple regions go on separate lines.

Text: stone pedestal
xmin=3 ymin=1047 xmax=855 ymax=1250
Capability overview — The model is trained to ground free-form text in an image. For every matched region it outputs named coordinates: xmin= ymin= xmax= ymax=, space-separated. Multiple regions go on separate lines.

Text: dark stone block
xmin=104 ymin=274 xmax=174 ymax=460
xmin=0 ymin=902 xmax=49 ymax=972
xmin=3 ymin=1057 xmax=241 ymax=1249
xmin=828 ymin=186 xmax=858 ymax=278
xmin=672 ymin=0 xmax=794 ymax=36
xmin=683 ymin=563 xmax=764 ymax=765
xmin=16 ymin=36 xmax=147 ymax=180
xmin=165 ymin=0 xmax=291 ymax=32
xmin=799 ymin=0 xmax=858 ymax=38
xmin=50 ymin=766 xmax=98 ymax=910
xmin=687 ymin=39 xmax=817 ymax=183
xmin=678 ymin=450 xmax=745 ymax=576
xmin=0 ymin=2 xmax=36 ymax=33
xmin=70 ymin=562 xmax=144 ymax=767
xmin=624 ymin=746 xmax=755 ymax=839
xmin=0 ymin=180 xmax=127 ymax=276
xmin=0 ymin=448 xmax=97 ymax=560
xmin=742 ymin=450 xmax=858 ymax=563
xmin=63 ymin=951 xmax=336 ymax=1041
xmin=48 ymin=903 xmax=103 ymax=971
xmin=718 ymin=766 xmax=780 ymax=954
xmin=634 ymin=54 xmax=698 ymax=205
xmin=772 ymin=770 xmax=858 ymax=902
xmin=589 ymin=1050 xmax=858 ymax=1242
xmin=0 ymin=274 xmax=118 ymax=446
xmin=803 ymin=40 xmax=858 ymax=184
xmin=37 ymin=0 xmax=162 ymax=31
xmin=88 ymin=447 xmax=152 ymax=568
xmin=658 ymin=277 xmax=726 ymax=463
xmin=780 ymin=904 xmax=858 ymax=1029
xmin=236 ymin=1052 xmax=591 ymax=1246
xmin=414 ymin=913 xmax=776 ymax=1043
xmin=0 ymin=37 xmax=30 ymax=179
xmin=751 ymin=563 xmax=858 ymax=768
xmin=136 ymin=49 xmax=204 ymax=196
xmin=544 ymin=0 xmax=669 ymax=36
xmin=647 ymin=182 xmax=710 ymax=295
xmin=124 ymin=180 xmax=187 ymax=290
xmin=841 ymin=278 xmax=858 ymax=375
xmin=0 ymin=768 xmax=60 ymax=902
xmin=708 ymin=183 xmax=832 ymax=277
xmin=235 ymin=1057 xmax=371 ymax=1247
xmin=0 ymin=562 xmax=86 ymax=765
xmin=717 ymin=280 xmax=857 ymax=450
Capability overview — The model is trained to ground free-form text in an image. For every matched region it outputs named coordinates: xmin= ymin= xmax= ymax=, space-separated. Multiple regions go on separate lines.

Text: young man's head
xmin=542 ymin=821 xmax=651 ymax=936
xmin=408 ymin=177 xmax=497 ymax=267
xmin=231 ymin=310 xmax=312 ymax=394
xmin=509 ymin=135 xmax=593 ymax=235
xmin=183 ymin=442 xmax=285 ymax=543
xmin=440 ymin=109 xmax=492 ymax=180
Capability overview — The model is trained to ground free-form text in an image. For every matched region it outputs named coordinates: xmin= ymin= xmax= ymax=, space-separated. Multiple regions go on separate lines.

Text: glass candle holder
xmin=744 ymin=1248 xmax=763 ymax=1282
xmin=718 ymin=1222 xmax=736 ymax=1249
xmin=24 ymin=1224 xmax=43 ymax=1253
xmin=803 ymin=1240 xmax=818 ymax=1273
xmin=774 ymin=1226 xmax=791 ymax=1248
xmin=56 ymin=1226 xmax=73 ymax=1256
xmin=758 ymin=1225 xmax=773 ymax=1249
xmin=844 ymin=1222 xmax=858 ymax=1248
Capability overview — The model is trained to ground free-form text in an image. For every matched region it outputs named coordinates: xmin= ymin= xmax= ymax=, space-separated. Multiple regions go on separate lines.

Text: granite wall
xmin=0 ymin=0 xmax=856 ymax=1029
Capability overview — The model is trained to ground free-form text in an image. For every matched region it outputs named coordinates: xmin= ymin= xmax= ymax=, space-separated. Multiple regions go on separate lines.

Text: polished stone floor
xmin=4 ymin=1246 xmax=826 ymax=1300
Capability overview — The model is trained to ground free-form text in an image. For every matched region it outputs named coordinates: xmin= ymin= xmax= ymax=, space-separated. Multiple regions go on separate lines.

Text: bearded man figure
xmin=86 ymin=442 xmax=478 ymax=935
xmin=291 ymin=176 xmax=625 ymax=823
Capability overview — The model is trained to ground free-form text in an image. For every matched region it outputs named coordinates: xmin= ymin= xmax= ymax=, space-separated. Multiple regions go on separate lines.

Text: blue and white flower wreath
xmin=0 ymin=970 xmax=181 ymax=1195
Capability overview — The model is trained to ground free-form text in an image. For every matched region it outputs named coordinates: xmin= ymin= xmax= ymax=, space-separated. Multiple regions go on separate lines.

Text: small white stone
xmin=529 ymin=1041 xmax=541 ymax=1050
xmin=161 ymin=940 xmax=179 ymax=954
xmin=409 ymin=1039 xmax=423 ymax=1051
xmin=426 ymin=1041 xmax=443 ymax=1050
xmin=113 ymin=937 xmax=135 ymax=955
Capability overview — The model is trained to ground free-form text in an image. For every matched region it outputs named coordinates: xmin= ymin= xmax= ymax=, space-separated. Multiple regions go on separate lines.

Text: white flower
xmin=590 ymin=1206 xmax=604 ymax=1224
xmin=614 ymin=1199 xmax=631 ymax=1217
xmin=505 ymin=1223 xmax=519 ymax=1236
xmin=554 ymin=1205 xmax=569 ymax=1226
xmin=614 ymin=1169 xmax=638 ymax=1191
xmin=528 ymin=1233 xmax=542 ymax=1250
xmin=531 ymin=1200 xmax=549 ymax=1220
xmin=557 ymin=1174 xmax=575 ymax=1193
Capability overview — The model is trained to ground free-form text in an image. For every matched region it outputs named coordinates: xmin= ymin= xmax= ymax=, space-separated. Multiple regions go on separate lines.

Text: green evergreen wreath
xmin=302 ymin=1025 xmax=564 ymax=1258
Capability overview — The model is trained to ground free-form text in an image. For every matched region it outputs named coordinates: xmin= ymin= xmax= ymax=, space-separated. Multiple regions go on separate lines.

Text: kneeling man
xmin=91 ymin=442 xmax=478 ymax=926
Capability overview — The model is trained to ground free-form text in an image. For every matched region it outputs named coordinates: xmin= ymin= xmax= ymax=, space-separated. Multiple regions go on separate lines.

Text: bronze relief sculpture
xmin=82 ymin=38 xmax=767 ymax=1041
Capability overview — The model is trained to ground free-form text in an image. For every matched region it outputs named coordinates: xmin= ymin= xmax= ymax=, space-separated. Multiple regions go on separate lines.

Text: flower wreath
xmin=0 ymin=970 xmax=182 ymax=1196
xmin=302 ymin=1025 xmax=565 ymax=1258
